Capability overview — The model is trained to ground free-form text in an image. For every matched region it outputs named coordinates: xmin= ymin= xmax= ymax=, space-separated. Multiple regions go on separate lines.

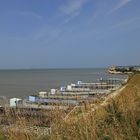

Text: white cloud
xmin=32 ymin=25 xmax=63 ymax=46
xmin=33 ymin=0 xmax=91 ymax=44
xmin=113 ymin=0 xmax=132 ymax=12
xmin=60 ymin=0 xmax=89 ymax=15
xmin=59 ymin=0 xmax=90 ymax=23
xmin=107 ymin=0 xmax=133 ymax=15
xmin=64 ymin=11 xmax=80 ymax=24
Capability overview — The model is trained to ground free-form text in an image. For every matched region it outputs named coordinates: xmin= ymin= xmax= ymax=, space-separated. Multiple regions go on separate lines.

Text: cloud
xmin=32 ymin=25 xmax=63 ymax=46
xmin=107 ymin=0 xmax=133 ymax=15
xmin=114 ymin=0 xmax=132 ymax=10
xmin=60 ymin=0 xmax=89 ymax=15
xmin=113 ymin=0 xmax=132 ymax=12
xmin=63 ymin=11 xmax=80 ymax=24
xmin=60 ymin=0 xmax=89 ymax=23
xmin=33 ymin=0 xmax=91 ymax=44
xmin=20 ymin=11 xmax=43 ymax=21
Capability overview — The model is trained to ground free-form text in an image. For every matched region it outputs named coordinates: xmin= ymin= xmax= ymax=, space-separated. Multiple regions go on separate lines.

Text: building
xmin=28 ymin=95 xmax=38 ymax=102
xmin=51 ymin=89 xmax=57 ymax=95
xmin=39 ymin=91 xmax=47 ymax=98
xmin=108 ymin=65 xmax=140 ymax=74
xmin=60 ymin=86 xmax=66 ymax=92
xmin=10 ymin=98 xmax=22 ymax=107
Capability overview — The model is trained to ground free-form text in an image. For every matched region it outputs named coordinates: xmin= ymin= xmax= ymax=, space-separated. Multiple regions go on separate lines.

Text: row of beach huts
xmin=9 ymin=77 xmax=128 ymax=108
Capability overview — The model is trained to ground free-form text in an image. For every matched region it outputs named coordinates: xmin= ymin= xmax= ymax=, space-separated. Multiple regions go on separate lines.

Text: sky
xmin=0 ymin=0 xmax=140 ymax=69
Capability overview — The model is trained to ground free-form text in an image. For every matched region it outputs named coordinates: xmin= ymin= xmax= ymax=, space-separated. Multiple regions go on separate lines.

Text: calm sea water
xmin=0 ymin=69 xmax=127 ymax=98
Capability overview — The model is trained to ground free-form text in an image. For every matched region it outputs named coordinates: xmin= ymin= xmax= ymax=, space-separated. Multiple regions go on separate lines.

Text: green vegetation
xmin=0 ymin=133 xmax=6 ymax=140
xmin=115 ymin=67 xmax=140 ymax=73
xmin=1 ymin=74 xmax=140 ymax=140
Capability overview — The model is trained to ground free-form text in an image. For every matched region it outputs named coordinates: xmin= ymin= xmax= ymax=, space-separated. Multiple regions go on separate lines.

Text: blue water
xmin=0 ymin=68 xmax=127 ymax=98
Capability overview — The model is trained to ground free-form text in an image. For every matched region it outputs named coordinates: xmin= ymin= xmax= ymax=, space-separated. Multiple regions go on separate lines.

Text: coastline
xmin=0 ymin=68 xmax=127 ymax=98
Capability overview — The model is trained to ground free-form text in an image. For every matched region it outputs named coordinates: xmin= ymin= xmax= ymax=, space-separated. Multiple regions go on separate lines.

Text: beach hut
xmin=39 ymin=91 xmax=47 ymax=98
xmin=51 ymin=89 xmax=56 ymax=94
xmin=60 ymin=86 xmax=66 ymax=92
xmin=10 ymin=98 xmax=22 ymax=107
xmin=28 ymin=95 xmax=38 ymax=102
xmin=67 ymin=85 xmax=72 ymax=91
xmin=77 ymin=81 xmax=83 ymax=85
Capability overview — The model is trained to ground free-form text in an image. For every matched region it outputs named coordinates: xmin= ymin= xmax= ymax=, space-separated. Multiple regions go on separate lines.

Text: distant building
xmin=51 ymin=89 xmax=57 ymax=94
xmin=60 ymin=86 xmax=66 ymax=92
xmin=77 ymin=81 xmax=83 ymax=85
xmin=108 ymin=65 xmax=140 ymax=74
xmin=10 ymin=98 xmax=22 ymax=107
xmin=28 ymin=95 xmax=38 ymax=102
xmin=39 ymin=91 xmax=47 ymax=98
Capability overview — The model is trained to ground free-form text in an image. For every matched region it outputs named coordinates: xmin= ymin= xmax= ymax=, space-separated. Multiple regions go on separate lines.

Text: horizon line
xmin=0 ymin=67 xmax=107 ymax=70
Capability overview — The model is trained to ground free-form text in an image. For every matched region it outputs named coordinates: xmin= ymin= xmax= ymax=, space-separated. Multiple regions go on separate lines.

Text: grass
xmin=0 ymin=74 xmax=140 ymax=140
xmin=46 ymin=74 xmax=140 ymax=140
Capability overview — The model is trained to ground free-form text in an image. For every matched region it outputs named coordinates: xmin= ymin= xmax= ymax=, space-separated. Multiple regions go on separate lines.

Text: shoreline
xmin=0 ymin=68 xmax=127 ymax=98
xmin=0 ymin=76 xmax=128 ymax=110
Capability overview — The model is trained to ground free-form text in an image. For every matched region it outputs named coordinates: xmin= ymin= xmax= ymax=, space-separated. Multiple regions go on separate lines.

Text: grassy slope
xmin=2 ymin=74 xmax=140 ymax=140
xmin=48 ymin=74 xmax=140 ymax=140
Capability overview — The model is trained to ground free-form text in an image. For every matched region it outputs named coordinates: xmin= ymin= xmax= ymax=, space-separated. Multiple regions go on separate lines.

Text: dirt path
xmin=90 ymin=85 xmax=126 ymax=112
xmin=63 ymin=85 xmax=127 ymax=121
xmin=101 ymin=85 xmax=126 ymax=106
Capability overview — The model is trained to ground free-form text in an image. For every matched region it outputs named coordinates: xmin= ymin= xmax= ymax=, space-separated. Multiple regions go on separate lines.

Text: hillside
xmin=1 ymin=74 xmax=140 ymax=140
xmin=47 ymin=74 xmax=140 ymax=140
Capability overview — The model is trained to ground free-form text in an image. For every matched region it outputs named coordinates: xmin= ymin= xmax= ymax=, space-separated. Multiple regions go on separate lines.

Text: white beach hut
xmin=39 ymin=91 xmax=47 ymax=98
xmin=67 ymin=85 xmax=72 ymax=91
xmin=60 ymin=86 xmax=66 ymax=92
xmin=51 ymin=89 xmax=56 ymax=94
xmin=10 ymin=98 xmax=22 ymax=107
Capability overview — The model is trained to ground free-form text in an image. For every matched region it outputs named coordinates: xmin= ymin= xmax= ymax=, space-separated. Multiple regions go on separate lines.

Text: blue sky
xmin=0 ymin=0 xmax=140 ymax=69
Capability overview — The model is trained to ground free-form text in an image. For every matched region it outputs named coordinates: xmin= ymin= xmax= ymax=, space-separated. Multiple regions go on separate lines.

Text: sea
xmin=0 ymin=68 xmax=127 ymax=98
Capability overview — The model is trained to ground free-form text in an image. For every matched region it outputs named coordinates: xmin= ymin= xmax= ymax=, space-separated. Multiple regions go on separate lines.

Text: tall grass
xmin=46 ymin=74 xmax=140 ymax=140
xmin=1 ymin=74 xmax=140 ymax=140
